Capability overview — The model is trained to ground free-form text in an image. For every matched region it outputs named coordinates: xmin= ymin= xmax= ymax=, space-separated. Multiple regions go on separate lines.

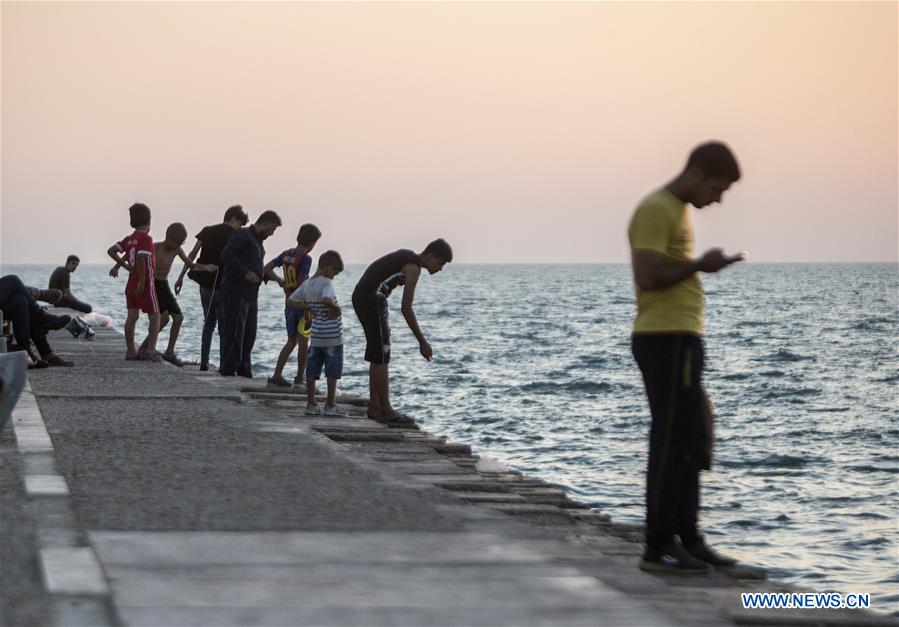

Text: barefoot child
xmin=287 ymin=250 xmax=346 ymax=416
xmin=137 ymin=223 xmax=215 ymax=366
xmin=351 ymin=239 xmax=452 ymax=427
xmin=107 ymin=203 xmax=161 ymax=361
xmin=263 ymin=223 xmax=321 ymax=388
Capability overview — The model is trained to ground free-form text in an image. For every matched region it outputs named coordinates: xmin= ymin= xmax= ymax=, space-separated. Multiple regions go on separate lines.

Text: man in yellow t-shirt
xmin=628 ymin=141 xmax=745 ymax=575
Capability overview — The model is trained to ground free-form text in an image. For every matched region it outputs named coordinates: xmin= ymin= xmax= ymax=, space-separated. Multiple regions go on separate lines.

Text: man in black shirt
xmin=175 ymin=205 xmax=249 ymax=371
xmin=352 ymin=239 xmax=452 ymax=427
xmin=218 ymin=210 xmax=282 ymax=377
xmin=49 ymin=255 xmax=92 ymax=313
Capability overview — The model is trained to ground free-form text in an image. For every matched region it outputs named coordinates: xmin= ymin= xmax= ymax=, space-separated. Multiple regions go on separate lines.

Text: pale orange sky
xmin=1 ymin=1 xmax=896 ymax=263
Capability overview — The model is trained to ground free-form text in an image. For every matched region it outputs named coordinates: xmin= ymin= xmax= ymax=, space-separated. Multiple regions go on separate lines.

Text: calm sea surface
xmin=5 ymin=262 xmax=897 ymax=613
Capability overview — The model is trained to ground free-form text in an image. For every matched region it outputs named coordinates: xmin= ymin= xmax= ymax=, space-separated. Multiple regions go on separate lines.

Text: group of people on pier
xmin=1 ymin=140 xmax=750 ymax=576
xmin=106 ymin=202 xmax=452 ymax=426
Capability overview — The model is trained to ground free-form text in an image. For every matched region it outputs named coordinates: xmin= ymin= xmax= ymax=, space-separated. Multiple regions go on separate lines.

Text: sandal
xmin=137 ymin=350 xmax=162 ymax=363
xmin=162 ymin=353 xmax=184 ymax=367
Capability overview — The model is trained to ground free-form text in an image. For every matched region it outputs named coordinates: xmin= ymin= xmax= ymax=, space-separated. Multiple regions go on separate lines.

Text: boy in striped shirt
xmin=287 ymin=250 xmax=346 ymax=416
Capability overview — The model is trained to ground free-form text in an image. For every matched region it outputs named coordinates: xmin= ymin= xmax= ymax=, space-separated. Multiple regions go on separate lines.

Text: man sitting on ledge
xmin=49 ymin=255 xmax=92 ymax=313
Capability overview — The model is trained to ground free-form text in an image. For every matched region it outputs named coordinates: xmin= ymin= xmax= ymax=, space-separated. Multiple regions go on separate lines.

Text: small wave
xmin=840 ymin=428 xmax=890 ymax=442
xmin=782 ymin=428 xmax=819 ymax=438
xmin=724 ymin=519 xmax=780 ymax=530
xmin=814 ymin=405 xmax=851 ymax=413
xmin=842 ymin=536 xmax=891 ymax=549
xmin=760 ymin=386 xmax=822 ymax=400
xmin=850 ymin=511 xmax=890 ymax=521
xmin=510 ymin=380 xmax=614 ymax=396
xmin=736 ymin=320 xmax=769 ymax=328
xmin=717 ymin=454 xmax=813 ymax=469
xmin=721 ymin=372 xmax=753 ymax=381
xmin=759 ymin=369 xmax=786 ymax=378
xmin=846 ymin=464 xmax=899 ymax=474
xmin=571 ymin=354 xmax=609 ymax=368
xmin=849 ymin=316 xmax=895 ymax=330
xmin=754 ymin=349 xmax=814 ymax=363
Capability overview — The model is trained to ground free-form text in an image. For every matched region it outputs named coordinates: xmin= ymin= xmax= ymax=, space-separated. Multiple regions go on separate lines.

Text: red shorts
xmin=125 ymin=282 xmax=160 ymax=314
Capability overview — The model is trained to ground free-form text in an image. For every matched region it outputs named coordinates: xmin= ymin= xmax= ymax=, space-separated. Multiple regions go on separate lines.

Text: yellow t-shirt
xmin=627 ymin=188 xmax=704 ymax=335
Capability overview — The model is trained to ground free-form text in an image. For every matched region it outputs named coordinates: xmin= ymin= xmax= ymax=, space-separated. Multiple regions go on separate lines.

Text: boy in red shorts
xmin=115 ymin=222 xmax=215 ymax=366
xmin=107 ymin=203 xmax=162 ymax=361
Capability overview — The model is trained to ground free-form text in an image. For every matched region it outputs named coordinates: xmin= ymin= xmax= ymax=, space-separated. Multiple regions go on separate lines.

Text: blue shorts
xmin=306 ymin=345 xmax=343 ymax=380
xmin=285 ymin=306 xmax=306 ymax=338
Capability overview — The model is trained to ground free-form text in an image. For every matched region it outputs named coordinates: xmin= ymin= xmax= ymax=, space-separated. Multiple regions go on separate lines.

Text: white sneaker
xmin=304 ymin=403 xmax=321 ymax=415
xmin=323 ymin=404 xmax=348 ymax=417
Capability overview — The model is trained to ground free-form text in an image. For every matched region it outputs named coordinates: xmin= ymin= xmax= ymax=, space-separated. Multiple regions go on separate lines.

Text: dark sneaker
xmin=683 ymin=538 xmax=737 ymax=568
xmin=46 ymin=355 xmax=75 ymax=367
xmin=639 ymin=542 xmax=713 ymax=575
xmin=38 ymin=311 xmax=71 ymax=332
xmin=267 ymin=374 xmax=292 ymax=388
xmin=199 ymin=364 xmax=209 ymax=372
xmin=21 ymin=347 xmax=48 ymax=369
xmin=293 ymin=374 xmax=304 ymax=385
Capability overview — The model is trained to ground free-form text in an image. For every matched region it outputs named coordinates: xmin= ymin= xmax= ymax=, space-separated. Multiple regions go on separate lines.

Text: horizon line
xmin=2 ymin=260 xmax=897 ymax=266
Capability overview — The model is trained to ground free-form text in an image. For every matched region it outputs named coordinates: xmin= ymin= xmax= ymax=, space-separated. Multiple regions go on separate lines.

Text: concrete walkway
xmin=1 ymin=321 xmax=893 ymax=626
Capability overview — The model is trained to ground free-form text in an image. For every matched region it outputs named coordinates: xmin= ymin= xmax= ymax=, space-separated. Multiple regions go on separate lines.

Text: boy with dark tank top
xmin=351 ymin=238 xmax=452 ymax=427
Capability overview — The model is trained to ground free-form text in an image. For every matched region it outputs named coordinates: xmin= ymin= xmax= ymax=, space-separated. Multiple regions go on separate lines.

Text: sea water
xmin=4 ymin=262 xmax=897 ymax=614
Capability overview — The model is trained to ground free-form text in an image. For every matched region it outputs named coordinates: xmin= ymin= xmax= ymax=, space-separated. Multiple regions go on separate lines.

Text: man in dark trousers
xmin=628 ymin=141 xmax=745 ymax=574
xmin=352 ymin=239 xmax=452 ymax=427
xmin=49 ymin=255 xmax=92 ymax=313
xmin=175 ymin=205 xmax=249 ymax=371
xmin=0 ymin=275 xmax=70 ymax=364
xmin=218 ymin=210 xmax=282 ymax=377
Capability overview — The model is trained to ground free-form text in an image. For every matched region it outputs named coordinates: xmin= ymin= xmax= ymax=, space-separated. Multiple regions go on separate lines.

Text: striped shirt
xmin=288 ymin=276 xmax=344 ymax=347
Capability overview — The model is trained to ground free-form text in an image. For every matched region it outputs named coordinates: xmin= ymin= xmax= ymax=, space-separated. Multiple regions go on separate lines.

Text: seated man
xmin=25 ymin=287 xmax=73 ymax=367
xmin=29 ymin=319 xmax=73 ymax=367
xmin=0 ymin=275 xmax=70 ymax=368
xmin=49 ymin=255 xmax=93 ymax=313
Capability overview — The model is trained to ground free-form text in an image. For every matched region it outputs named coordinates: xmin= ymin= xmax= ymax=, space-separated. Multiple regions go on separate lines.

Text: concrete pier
xmin=1 ymin=321 xmax=893 ymax=626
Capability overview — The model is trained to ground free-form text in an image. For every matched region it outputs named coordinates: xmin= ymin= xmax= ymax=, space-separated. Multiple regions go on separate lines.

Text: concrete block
xmin=40 ymin=547 xmax=109 ymax=595
xmin=24 ymin=474 xmax=70 ymax=496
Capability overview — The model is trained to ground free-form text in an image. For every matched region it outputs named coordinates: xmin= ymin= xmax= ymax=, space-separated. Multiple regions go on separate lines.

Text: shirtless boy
xmin=113 ymin=222 xmax=214 ymax=365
